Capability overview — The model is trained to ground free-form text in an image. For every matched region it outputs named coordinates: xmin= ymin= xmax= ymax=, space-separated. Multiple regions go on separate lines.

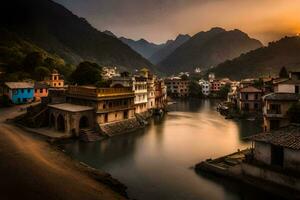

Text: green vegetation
xmin=216 ymin=84 xmax=231 ymax=99
xmin=189 ymin=80 xmax=203 ymax=98
xmin=70 ymin=61 xmax=103 ymax=86
xmin=0 ymin=0 xmax=153 ymax=72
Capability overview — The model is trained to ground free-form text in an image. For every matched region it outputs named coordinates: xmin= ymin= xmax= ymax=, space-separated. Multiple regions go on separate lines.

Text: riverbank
xmin=0 ymin=105 xmax=128 ymax=200
xmin=195 ymin=150 xmax=300 ymax=200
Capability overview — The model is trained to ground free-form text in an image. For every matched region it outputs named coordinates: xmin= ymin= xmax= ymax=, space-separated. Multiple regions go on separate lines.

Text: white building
xmin=133 ymin=76 xmax=148 ymax=114
xmin=102 ymin=67 xmax=119 ymax=79
xmin=198 ymin=79 xmax=210 ymax=96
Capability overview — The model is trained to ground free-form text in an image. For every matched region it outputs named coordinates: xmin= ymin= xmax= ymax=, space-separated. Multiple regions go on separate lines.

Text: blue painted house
xmin=4 ymin=82 xmax=34 ymax=104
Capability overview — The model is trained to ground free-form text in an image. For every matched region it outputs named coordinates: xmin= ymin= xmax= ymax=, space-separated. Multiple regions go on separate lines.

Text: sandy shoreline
xmin=0 ymin=105 xmax=128 ymax=200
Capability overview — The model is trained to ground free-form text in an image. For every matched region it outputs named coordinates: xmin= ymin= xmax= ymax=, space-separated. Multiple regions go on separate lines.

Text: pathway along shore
xmin=0 ymin=104 xmax=127 ymax=200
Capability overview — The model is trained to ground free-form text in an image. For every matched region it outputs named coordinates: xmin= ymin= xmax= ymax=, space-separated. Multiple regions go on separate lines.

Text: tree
xmin=279 ymin=66 xmax=289 ymax=78
xmin=217 ymin=84 xmax=231 ymax=99
xmin=120 ymin=71 xmax=130 ymax=77
xmin=253 ymin=79 xmax=264 ymax=89
xmin=180 ymin=74 xmax=189 ymax=80
xmin=23 ymin=52 xmax=45 ymax=72
xmin=287 ymin=103 xmax=300 ymax=124
xmin=70 ymin=61 xmax=102 ymax=85
xmin=34 ymin=66 xmax=50 ymax=81
xmin=189 ymin=80 xmax=203 ymax=98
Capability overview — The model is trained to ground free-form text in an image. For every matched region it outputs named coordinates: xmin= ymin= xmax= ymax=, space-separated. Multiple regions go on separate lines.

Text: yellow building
xmin=45 ymin=69 xmax=64 ymax=88
xmin=67 ymin=85 xmax=135 ymax=124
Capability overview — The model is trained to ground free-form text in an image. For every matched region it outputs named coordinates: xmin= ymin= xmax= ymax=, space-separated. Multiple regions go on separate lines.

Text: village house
xmin=34 ymin=82 xmax=49 ymax=101
xmin=139 ymin=68 xmax=156 ymax=110
xmin=48 ymin=85 xmax=136 ymax=136
xmin=237 ymin=86 xmax=262 ymax=112
xmin=133 ymin=76 xmax=148 ymax=114
xmin=263 ymin=73 xmax=300 ymax=132
xmin=244 ymin=125 xmax=300 ymax=191
xmin=210 ymin=79 xmax=221 ymax=93
xmin=44 ymin=69 xmax=64 ymax=88
xmin=154 ymin=79 xmax=167 ymax=109
xmin=199 ymin=79 xmax=211 ymax=96
xmin=3 ymin=82 xmax=34 ymax=104
xmin=165 ymin=77 xmax=189 ymax=97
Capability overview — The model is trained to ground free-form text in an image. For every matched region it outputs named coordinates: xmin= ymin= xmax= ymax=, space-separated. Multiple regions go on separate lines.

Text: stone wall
xmin=241 ymin=163 xmax=300 ymax=191
xmin=284 ymin=148 xmax=300 ymax=171
xmin=254 ymin=142 xmax=271 ymax=165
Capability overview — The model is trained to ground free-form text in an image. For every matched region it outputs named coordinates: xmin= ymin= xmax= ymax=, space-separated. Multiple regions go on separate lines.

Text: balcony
xmin=265 ymin=109 xmax=284 ymax=118
xmin=67 ymin=86 xmax=134 ymax=99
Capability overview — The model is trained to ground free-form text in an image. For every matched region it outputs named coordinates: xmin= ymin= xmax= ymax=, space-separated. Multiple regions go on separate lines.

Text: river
xmin=61 ymin=99 xmax=279 ymax=200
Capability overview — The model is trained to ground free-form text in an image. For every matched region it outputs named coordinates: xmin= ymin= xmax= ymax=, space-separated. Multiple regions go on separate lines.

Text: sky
xmin=55 ymin=0 xmax=300 ymax=44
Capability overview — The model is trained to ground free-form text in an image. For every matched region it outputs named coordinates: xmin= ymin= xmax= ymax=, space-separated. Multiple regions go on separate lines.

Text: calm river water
xmin=62 ymin=99 xmax=279 ymax=200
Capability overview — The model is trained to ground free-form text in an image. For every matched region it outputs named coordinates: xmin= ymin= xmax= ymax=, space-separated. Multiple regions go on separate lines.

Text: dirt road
xmin=0 ymin=105 xmax=126 ymax=200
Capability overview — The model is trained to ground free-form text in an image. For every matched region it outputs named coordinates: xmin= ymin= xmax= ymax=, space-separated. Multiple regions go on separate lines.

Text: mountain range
xmin=157 ymin=27 xmax=263 ymax=74
xmin=209 ymin=36 xmax=300 ymax=80
xmin=119 ymin=37 xmax=165 ymax=59
xmin=0 ymin=0 xmax=153 ymax=72
xmin=149 ymin=34 xmax=190 ymax=64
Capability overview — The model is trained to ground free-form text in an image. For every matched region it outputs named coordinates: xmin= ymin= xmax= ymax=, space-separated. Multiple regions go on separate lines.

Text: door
xmin=271 ymin=145 xmax=284 ymax=167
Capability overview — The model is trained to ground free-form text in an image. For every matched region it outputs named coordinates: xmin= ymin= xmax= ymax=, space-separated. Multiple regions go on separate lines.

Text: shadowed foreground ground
xmin=0 ymin=105 xmax=126 ymax=200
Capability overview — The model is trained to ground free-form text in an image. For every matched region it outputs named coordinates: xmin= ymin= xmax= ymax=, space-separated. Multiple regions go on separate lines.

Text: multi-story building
xmin=211 ymin=80 xmax=222 ymax=92
xmin=140 ymin=68 xmax=156 ymax=110
xmin=154 ymin=79 xmax=167 ymax=109
xmin=263 ymin=73 xmax=300 ymax=132
xmin=165 ymin=77 xmax=189 ymax=97
xmin=3 ymin=82 xmax=34 ymax=104
xmin=133 ymin=76 xmax=148 ymax=114
xmin=44 ymin=69 xmax=64 ymax=88
xmin=198 ymin=79 xmax=211 ymax=96
xmin=34 ymin=82 xmax=49 ymax=101
xmin=237 ymin=86 xmax=262 ymax=112
xmin=48 ymin=85 xmax=136 ymax=136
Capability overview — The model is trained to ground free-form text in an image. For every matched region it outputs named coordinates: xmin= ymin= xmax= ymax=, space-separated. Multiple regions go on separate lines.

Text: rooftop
xmin=240 ymin=86 xmax=262 ymax=93
xmin=48 ymin=103 xmax=94 ymax=112
xmin=279 ymin=79 xmax=300 ymax=85
xmin=5 ymin=82 xmax=34 ymax=89
xmin=34 ymin=82 xmax=49 ymax=89
xmin=248 ymin=124 xmax=300 ymax=150
xmin=263 ymin=93 xmax=300 ymax=101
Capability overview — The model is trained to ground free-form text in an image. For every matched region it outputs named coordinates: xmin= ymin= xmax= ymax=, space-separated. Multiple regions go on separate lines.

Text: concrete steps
xmin=79 ymin=128 xmax=105 ymax=142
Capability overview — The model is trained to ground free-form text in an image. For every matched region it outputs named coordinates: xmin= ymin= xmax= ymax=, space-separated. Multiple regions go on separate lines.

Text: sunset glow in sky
xmin=55 ymin=0 xmax=300 ymax=44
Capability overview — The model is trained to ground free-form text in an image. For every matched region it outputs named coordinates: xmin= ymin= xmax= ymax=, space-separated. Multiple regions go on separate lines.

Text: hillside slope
xmin=158 ymin=27 xmax=262 ymax=74
xmin=149 ymin=34 xmax=190 ymax=64
xmin=210 ymin=36 xmax=300 ymax=80
xmin=0 ymin=0 xmax=153 ymax=72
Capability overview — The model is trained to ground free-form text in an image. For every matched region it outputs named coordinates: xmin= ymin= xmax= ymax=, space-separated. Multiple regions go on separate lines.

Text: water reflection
xmin=62 ymin=99 xmax=273 ymax=200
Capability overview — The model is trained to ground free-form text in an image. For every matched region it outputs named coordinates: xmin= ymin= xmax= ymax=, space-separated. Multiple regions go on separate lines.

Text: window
xmin=54 ymin=83 xmax=57 ymax=86
xmin=115 ymin=113 xmax=118 ymax=118
xmin=296 ymin=85 xmax=299 ymax=94
xmin=23 ymin=98 xmax=27 ymax=102
xmin=27 ymin=89 xmax=31 ymax=93
xmin=35 ymin=89 xmax=37 ymax=93
xmin=255 ymin=94 xmax=258 ymax=100
xmin=58 ymin=82 xmax=61 ymax=86
xmin=21 ymin=89 xmax=24 ymax=93
xmin=40 ymin=89 xmax=43 ymax=93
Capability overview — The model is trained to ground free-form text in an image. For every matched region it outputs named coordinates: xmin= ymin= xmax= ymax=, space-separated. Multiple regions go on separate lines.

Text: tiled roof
xmin=263 ymin=93 xmax=300 ymax=101
xmin=248 ymin=124 xmax=300 ymax=150
xmin=279 ymin=79 xmax=300 ymax=85
xmin=240 ymin=86 xmax=262 ymax=93
xmin=5 ymin=82 xmax=34 ymax=89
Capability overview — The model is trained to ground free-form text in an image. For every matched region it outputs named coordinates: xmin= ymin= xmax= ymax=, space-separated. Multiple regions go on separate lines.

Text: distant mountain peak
xmin=103 ymin=30 xmax=117 ymax=38
xmin=157 ymin=28 xmax=263 ymax=74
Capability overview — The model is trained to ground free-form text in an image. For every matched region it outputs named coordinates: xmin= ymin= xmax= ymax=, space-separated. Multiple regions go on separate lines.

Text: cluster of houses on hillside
xmin=1 ymin=68 xmax=167 ymax=139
